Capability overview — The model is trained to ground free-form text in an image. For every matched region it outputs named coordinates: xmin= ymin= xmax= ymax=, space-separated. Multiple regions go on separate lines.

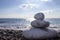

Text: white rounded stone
xmin=31 ymin=20 xmax=50 ymax=28
xmin=23 ymin=28 xmax=57 ymax=39
xmin=34 ymin=13 xmax=44 ymax=20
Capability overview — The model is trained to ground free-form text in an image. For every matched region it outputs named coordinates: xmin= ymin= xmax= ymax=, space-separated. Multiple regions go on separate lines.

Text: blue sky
xmin=0 ymin=0 xmax=60 ymax=18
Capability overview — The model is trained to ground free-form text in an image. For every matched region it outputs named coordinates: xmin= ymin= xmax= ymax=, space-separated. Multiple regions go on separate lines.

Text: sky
xmin=0 ymin=0 xmax=60 ymax=18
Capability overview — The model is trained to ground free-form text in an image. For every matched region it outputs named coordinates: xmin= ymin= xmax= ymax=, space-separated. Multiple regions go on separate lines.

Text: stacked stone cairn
xmin=22 ymin=12 xmax=57 ymax=40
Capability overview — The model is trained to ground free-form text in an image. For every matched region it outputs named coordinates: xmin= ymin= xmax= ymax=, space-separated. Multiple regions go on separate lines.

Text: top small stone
xmin=34 ymin=12 xmax=44 ymax=20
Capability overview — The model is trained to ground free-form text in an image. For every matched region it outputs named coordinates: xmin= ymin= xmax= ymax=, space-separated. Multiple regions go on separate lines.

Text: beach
xmin=0 ymin=28 xmax=60 ymax=40
xmin=0 ymin=18 xmax=60 ymax=40
xmin=0 ymin=29 xmax=22 ymax=40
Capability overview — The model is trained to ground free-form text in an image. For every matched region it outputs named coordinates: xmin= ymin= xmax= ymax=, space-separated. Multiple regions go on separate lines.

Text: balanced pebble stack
xmin=31 ymin=13 xmax=49 ymax=28
xmin=23 ymin=12 xmax=57 ymax=40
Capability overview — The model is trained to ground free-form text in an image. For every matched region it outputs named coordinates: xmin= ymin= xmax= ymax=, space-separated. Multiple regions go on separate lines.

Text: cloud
xmin=18 ymin=0 xmax=53 ymax=10
xmin=19 ymin=3 xmax=39 ymax=10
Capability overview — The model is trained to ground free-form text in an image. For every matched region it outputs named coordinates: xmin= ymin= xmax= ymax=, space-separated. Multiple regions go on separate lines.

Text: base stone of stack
xmin=23 ymin=28 xmax=57 ymax=39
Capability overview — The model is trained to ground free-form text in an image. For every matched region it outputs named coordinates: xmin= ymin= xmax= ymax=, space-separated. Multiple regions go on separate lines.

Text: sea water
xmin=0 ymin=18 xmax=30 ymax=30
xmin=45 ymin=18 xmax=60 ymax=28
xmin=0 ymin=18 xmax=60 ymax=30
